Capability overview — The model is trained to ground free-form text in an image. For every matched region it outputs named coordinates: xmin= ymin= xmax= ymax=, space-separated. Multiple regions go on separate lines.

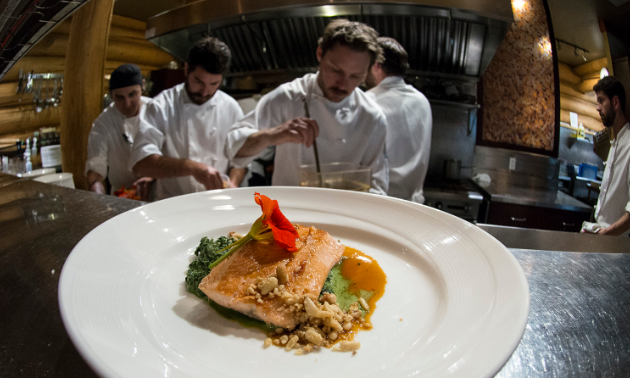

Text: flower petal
xmin=253 ymin=193 xmax=299 ymax=252
xmin=268 ymin=207 xmax=299 ymax=251
xmin=254 ymin=192 xmax=276 ymax=221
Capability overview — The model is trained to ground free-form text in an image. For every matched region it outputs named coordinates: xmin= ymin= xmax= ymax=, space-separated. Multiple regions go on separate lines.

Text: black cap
xmin=109 ymin=64 xmax=143 ymax=90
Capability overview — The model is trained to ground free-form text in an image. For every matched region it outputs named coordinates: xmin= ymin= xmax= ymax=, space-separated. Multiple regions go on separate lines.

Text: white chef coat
xmin=227 ymin=73 xmax=389 ymax=195
xmin=367 ymin=76 xmax=432 ymax=203
xmin=85 ymin=96 xmax=150 ymax=195
xmin=130 ymin=84 xmax=243 ymax=200
xmin=594 ymin=122 xmax=630 ymax=233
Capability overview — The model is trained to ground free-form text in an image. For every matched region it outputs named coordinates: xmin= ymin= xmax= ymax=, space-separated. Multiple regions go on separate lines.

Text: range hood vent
xmin=147 ymin=1 xmax=513 ymax=80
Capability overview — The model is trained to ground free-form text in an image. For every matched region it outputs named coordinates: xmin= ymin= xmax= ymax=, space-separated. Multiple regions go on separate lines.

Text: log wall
xmin=0 ymin=14 xmax=175 ymax=144
xmin=558 ymin=58 xmax=607 ymax=133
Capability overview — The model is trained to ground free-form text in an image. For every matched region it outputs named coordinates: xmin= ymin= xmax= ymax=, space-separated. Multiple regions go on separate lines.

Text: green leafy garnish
xmin=185 ymin=236 xmax=236 ymax=299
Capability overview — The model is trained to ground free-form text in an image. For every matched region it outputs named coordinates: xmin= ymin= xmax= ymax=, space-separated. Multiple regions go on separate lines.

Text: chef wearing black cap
xmin=85 ymin=63 xmax=152 ymax=198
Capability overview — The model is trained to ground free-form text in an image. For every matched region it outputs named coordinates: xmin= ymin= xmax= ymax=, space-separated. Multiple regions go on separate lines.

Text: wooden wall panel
xmin=60 ymin=0 xmax=114 ymax=190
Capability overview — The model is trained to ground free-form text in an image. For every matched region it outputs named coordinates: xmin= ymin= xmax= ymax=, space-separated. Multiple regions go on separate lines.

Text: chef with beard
xmin=130 ymin=37 xmax=245 ymax=200
xmin=584 ymin=76 xmax=630 ymax=235
xmin=226 ymin=19 xmax=388 ymax=194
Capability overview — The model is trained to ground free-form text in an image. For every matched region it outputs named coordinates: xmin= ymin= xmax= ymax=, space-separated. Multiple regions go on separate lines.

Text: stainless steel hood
xmin=146 ymin=0 xmax=513 ymax=80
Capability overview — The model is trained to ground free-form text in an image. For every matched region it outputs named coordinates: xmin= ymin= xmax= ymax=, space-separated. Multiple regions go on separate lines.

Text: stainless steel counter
xmin=1 ymin=174 xmax=628 ymax=377
xmin=480 ymin=183 xmax=592 ymax=213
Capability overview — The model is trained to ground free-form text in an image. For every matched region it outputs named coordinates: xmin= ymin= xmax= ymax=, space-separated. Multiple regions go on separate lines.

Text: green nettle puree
xmin=185 ymin=236 xmax=370 ymax=331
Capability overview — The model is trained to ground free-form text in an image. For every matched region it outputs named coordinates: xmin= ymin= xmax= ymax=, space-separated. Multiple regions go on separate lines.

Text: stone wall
xmin=481 ymin=0 xmax=556 ymax=151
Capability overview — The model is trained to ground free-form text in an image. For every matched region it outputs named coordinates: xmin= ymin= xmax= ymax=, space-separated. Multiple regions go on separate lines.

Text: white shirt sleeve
xmin=85 ymin=119 xmax=108 ymax=178
xmin=226 ymin=91 xmax=286 ymax=168
xmin=226 ymin=110 xmax=258 ymax=168
xmin=363 ymin=112 xmax=389 ymax=195
xmin=129 ymin=102 xmax=166 ymax=171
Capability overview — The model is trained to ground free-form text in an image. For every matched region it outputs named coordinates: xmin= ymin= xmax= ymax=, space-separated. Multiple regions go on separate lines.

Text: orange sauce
xmin=336 ymin=246 xmax=387 ymax=341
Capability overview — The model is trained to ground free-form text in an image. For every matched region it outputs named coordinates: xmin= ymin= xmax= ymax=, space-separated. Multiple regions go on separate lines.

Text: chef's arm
xmin=132 ymin=154 xmax=224 ymax=190
xmin=228 ymin=167 xmax=247 ymax=188
xmin=87 ymin=170 xmax=106 ymax=194
xmin=598 ymin=212 xmax=630 ymax=235
xmin=235 ymin=118 xmax=319 ymax=158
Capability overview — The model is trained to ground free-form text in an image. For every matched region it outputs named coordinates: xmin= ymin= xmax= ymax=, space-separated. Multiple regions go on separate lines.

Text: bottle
xmin=1 ymin=156 xmax=7 ymax=172
xmin=31 ymin=136 xmax=37 ymax=156
xmin=25 ymin=154 xmax=32 ymax=172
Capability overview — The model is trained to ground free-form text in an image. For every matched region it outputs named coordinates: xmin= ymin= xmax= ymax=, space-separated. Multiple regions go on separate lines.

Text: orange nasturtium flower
xmin=208 ymin=193 xmax=299 ymax=269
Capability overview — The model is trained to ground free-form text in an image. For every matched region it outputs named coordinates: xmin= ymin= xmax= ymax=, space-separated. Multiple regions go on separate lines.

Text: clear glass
xmin=299 ymin=162 xmax=371 ymax=192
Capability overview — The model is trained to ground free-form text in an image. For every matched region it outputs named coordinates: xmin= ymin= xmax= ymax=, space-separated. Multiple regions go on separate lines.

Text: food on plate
xmin=113 ymin=185 xmax=140 ymax=200
xmin=199 ymin=224 xmax=344 ymax=329
xmin=185 ymin=192 xmax=386 ymax=354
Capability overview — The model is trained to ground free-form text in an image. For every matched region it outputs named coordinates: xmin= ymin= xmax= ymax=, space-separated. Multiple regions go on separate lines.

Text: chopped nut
xmin=276 ymin=264 xmax=289 ymax=285
xmin=304 ymin=327 xmax=324 ymax=346
xmin=263 ymin=338 xmax=272 ymax=348
xmin=358 ymin=297 xmax=370 ymax=312
xmin=280 ymin=335 xmax=289 ymax=345
xmin=333 ymin=340 xmax=361 ymax=352
xmin=273 ymin=339 xmax=280 ymax=345
xmin=304 ymin=297 xmax=333 ymax=318
xmin=323 ymin=318 xmax=343 ymax=332
xmin=275 ymin=328 xmax=284 ymax=334
xmin=342 ymin=322 xmax=353 ymax=331
xmin=328 ymin=331 xmax=338 ymax=341
xmin=260 ymin=277 xmax=278 ymax=295
xmin=286 ymin=335 xmax=299 ymax=350
xmin=320 ymin=293 xmax=337 ymax=305
xmin=228 ymin=231 xmax=243 ymax=239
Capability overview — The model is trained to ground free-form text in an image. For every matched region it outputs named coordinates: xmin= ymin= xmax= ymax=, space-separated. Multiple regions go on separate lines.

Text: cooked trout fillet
xmin=198 ymin=225 xmax=344 ymax=328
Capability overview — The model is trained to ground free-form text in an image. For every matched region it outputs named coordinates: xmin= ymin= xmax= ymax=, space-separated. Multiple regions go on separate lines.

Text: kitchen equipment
xmin=302 ymin=97 xmax=321 ymax=175
xmin=443 ymin=159 xmax=462 ymax=180
xmin=423 ymin=179 xmax=484 ymax=222
xmin=578 ymin=163 xmax=597 ymax=180
xmin=16 ymin=167 xmax=56 ymax=178
xmin=299 ymin=162 xmax=371 ymax=192
xmin=146 ymin=0 xmax=513 ymax=81
xmin=34 ymin=173 xmax=74 ymax=188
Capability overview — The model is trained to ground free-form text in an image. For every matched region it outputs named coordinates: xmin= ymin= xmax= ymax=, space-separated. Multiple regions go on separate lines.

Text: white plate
xmin=59 ymin=187 xmax=529 ymax=378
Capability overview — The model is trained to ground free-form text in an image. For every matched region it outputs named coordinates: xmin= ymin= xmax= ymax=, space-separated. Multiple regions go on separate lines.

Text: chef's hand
xmin=269 ymin=117 xmax=319 ymax=147
xmin=133 ymin=177 xmax=154 ymax=201
xmin=191 ymin=163 xmax=224 ymax=190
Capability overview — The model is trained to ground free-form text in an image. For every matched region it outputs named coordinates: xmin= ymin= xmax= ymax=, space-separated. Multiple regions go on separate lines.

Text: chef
xmin=585 ymin=76 xmax=630 ymax=236
xmin=226 ymin=19 xmax=389 ymax=195
xmin=130 ymin=37 xmax=245 ymax=200
xmin=365 ymin=37 xmax=432 ymax=203
xmin=85 ymin=63 xmax=152 ymax=198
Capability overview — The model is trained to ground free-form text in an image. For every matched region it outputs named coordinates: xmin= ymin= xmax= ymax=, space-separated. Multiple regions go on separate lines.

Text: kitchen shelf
xmin=560 ymin=122 xmax=596 ymax=136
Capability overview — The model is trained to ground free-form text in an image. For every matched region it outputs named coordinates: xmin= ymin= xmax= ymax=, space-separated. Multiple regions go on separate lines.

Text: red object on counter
xmin=114 ymin=185 xmax=140 ymax=200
